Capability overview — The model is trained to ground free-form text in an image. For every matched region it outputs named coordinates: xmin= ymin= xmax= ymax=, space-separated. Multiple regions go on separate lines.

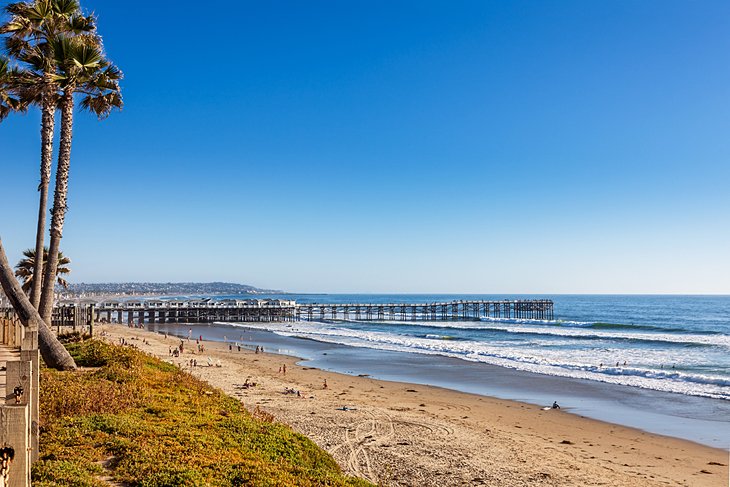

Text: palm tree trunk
xmin=30 ymin=94 xmax=56 ymax=309
xmin=0 ymin=237 xmax=76 ymax=370
xmin=39 ymin=90 xmax=74 ymax=326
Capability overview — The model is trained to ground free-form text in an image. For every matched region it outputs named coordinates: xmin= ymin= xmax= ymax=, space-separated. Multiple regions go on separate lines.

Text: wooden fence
xmin=0 ymin=311 xmax=38 ymax=487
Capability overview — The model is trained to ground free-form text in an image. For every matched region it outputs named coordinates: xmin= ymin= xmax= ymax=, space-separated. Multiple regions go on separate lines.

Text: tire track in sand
xmin=329 ymin=409 xmax=397 ymax=483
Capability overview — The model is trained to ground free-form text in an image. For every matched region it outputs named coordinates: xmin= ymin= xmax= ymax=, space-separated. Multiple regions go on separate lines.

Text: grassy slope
xmin=33 ymin=340 xmax=372 ymax=487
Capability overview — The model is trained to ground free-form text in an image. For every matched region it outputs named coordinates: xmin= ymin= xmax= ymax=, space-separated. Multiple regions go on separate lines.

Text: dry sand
xmin=100 ymin=324 xmax=729 ymax=486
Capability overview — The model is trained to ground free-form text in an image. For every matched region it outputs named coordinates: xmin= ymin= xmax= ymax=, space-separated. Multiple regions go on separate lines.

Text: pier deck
xmin=20 ymin=299 xmax=554 ymax=328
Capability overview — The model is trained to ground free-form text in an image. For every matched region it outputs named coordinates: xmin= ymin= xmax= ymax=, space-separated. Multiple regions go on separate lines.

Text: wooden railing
xmin=0 ymin=310 xmax=38 ymax=487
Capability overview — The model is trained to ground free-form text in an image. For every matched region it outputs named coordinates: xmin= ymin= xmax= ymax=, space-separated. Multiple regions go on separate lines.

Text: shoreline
xmin=151 ymin=321 xmax=730 ymax=448
xmin=97 ymin=323 xmax=728 ymax=486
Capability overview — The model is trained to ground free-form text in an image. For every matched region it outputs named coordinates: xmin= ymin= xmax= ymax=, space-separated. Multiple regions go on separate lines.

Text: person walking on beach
xmin=323 ymin=379 xmax=328 ymax=390
xmin=282 ymin=364 xmax=287 ymax=375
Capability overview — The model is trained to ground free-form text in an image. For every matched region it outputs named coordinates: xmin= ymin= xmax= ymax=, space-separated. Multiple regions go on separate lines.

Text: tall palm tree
xmin=38 ymin=34 xmax=122 ymax=326
xmin=1 ymin=0 xmax=95 ymax=309
xmin=0 ymin=0 xmax=90 ymax=370
xmin=15 ymin=247 xmax=71 ymax=294
xmin=0 ymin=60 xmax=76 ymax=370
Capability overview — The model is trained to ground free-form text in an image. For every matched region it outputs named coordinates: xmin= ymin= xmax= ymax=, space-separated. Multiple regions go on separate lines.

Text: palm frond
xmin=0 ymin=17 xmax=32 ymax=36
xmin=30 ymin=0 xmax=54 ymax=22
xmin=66 ymin=12 xmax=95 ymax=35
xmin=71 ymin=42 xmax=101 ymax=69
xmin=4 ymin=35 xmax=31 ymax=57
xmin=80 ymin=90 xmax=121 ymax=118
xmin=53 ymin=0 xmax=80 ymax=16
xmin=0 ymin=55 xmax=27 ymax=119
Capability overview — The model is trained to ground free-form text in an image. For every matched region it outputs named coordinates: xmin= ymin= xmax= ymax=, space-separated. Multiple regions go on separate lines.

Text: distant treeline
xmin=64 ymin=282 xmax=282 ymax=295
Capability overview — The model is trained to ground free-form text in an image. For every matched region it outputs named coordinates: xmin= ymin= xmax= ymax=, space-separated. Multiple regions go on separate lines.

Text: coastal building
xmin=189 ymin=299 xmax=211 ymax=308
xmin=146 ymin=300 xmax=165 ymax=309
xmin=99 ymin=300 xmax=122 ymax=309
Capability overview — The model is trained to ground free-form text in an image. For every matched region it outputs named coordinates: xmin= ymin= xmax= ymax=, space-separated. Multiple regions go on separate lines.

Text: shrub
xmin=36 ymin=340 xmax=370 ymax=486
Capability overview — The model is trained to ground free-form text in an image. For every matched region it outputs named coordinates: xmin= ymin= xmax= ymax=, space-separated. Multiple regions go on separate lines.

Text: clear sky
xmin=1 ymin=0 xmax=729 ymax=294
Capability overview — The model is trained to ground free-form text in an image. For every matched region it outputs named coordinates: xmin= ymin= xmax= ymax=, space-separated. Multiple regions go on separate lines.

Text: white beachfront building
xmin=146 ymin=299 xmax=166 ymax=309
xmin=125 ymin=300 xmax=144 ymax=309
xmin=189 ymin=299 xmax=212 ymax=308
xmin=99 ymin=299 xmax=122 ymax=309
xmin=265 ymin=299 xmax=296 ymax=307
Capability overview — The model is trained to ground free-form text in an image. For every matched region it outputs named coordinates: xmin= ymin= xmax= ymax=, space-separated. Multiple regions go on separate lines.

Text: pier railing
xmin=1 ymin=299 xmax=554 ymax=327
xmin=295 ymin=300 xmax=554 ymax=321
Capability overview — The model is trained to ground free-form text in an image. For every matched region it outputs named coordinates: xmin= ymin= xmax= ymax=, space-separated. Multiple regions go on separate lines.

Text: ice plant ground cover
xmin=33 ymin=339 xmax=370 ymax=486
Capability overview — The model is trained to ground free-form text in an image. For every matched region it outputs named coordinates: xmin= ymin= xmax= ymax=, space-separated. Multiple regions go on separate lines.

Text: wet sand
xmin=100 ymin=324 xmax=729 ymax=486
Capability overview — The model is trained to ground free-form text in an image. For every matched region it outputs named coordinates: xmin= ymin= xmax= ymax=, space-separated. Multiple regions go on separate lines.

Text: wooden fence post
xmin=0 ymin=405 xmax=30 ymax=487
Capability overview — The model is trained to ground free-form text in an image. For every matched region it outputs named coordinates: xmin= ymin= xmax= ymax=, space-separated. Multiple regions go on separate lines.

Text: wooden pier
xmin=2 ymin=299 xmax=554 ymax=328
xmin=295 ymin=300 xmax=554 ymax=322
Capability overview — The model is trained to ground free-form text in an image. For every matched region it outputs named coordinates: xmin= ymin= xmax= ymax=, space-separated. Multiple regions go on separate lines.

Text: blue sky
xmin=1 ymin=0 xmax=729 ymax=293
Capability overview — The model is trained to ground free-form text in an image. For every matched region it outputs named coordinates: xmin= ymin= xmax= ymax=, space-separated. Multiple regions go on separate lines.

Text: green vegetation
xmin=34 ymin=340 xmax=371 ymax=487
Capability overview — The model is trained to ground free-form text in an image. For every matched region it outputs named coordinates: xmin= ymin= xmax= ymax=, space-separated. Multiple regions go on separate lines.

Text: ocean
xmin=209 ymin=294 xmax=730 ymax=400
xmin=148 ymin=294 xmax=730 ymax=447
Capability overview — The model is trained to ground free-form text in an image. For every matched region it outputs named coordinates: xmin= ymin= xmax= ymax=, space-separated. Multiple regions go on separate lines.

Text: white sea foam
xmin=222 ymin=321 xmax=730 ymax=400
xmin=479 ymin=324 xmax=730 ymax=348
xmin=326 ymin=318 xmax=730 ymax=348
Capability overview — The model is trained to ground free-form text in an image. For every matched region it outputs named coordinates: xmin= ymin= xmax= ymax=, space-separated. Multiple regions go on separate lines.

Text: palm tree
xmin=0 ymin=0 xmax=84 ymax=370
xmin=0 ymin=239 xmax=77 ymax=370
xmin=2 ymin=0 xmax=95 ymax=309
xmin=0 ymin=61 xmax=76 ymax=370
xmin=15 ymin=247 xmax=71 ymax=294
xmin=38 ymin=33 xmax=122 ymax=326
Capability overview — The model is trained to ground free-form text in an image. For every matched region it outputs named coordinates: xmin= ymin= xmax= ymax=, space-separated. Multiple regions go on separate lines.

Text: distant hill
xmin=64 ymin=282 xmax=283 ymax=296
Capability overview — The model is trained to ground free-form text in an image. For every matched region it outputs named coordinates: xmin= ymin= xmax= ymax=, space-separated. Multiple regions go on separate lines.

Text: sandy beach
xmin=98 ymin=324 xmax=728 ymax=486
